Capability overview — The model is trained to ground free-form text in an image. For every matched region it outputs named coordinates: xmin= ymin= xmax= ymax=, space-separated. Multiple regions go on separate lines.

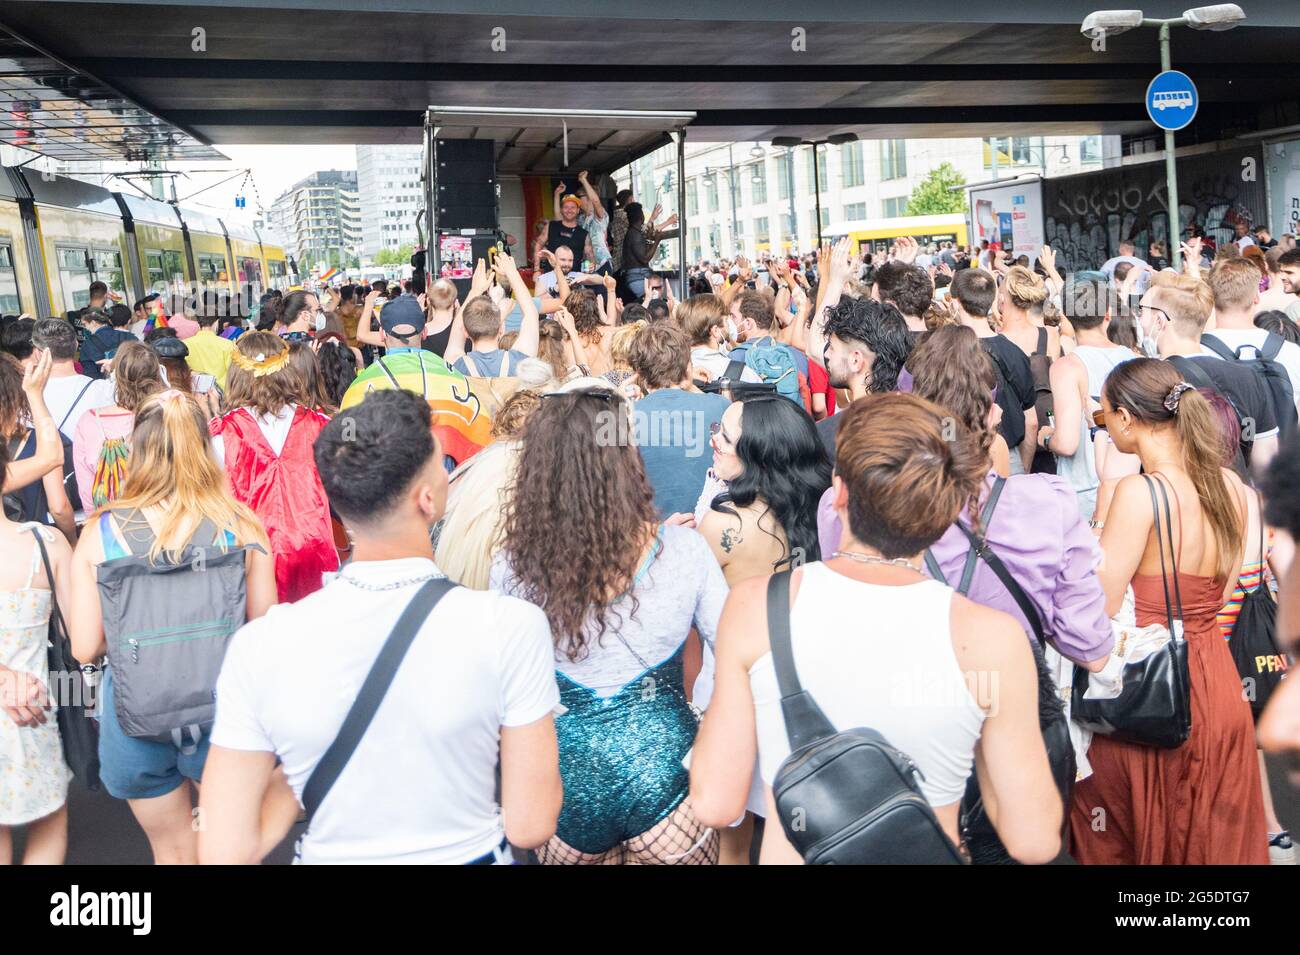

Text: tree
xmin=374 ymin=244 xmax=413 ymax=266
xmin=904 ymin=162 xmax=967 ymax=217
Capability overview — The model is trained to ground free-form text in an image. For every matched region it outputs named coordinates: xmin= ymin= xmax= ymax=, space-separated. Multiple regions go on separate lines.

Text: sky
xmin=163 ymin=144 xmax=358 ymax=223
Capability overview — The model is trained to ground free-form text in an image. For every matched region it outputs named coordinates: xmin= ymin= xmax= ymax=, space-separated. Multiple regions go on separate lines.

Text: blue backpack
xmin=742 ymin=338 xmax=802 ymax=406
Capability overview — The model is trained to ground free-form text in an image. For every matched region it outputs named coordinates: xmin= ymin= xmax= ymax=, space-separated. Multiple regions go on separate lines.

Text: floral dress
xmin=0 ymin=526 xmax=71 ymax=824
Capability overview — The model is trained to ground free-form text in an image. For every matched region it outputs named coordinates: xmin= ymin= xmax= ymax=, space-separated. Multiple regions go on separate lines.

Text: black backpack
xmin=1201 ymin=332 xmax=1298 ymax=439
xmin=923 ymin=476 xmax=1074 ymax=865
xmin=1168 ymin=356 xmax=1251 ymax=473
xmin=765 ymin=571 xmax=965 ymax=865
xmin=1228 ymin=493 xmax=1290 ymax=720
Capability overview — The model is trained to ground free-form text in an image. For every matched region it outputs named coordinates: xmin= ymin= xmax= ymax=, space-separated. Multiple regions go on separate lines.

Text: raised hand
xmin=894 ymin=235 xmax=919 ymax=265
xmin=21 ymin=347 xmax=52 ymax=396
xmin=938 ymin=261 xmax=954 ymax=278
xmin=470 ymin=258 xmax=491 ymax=295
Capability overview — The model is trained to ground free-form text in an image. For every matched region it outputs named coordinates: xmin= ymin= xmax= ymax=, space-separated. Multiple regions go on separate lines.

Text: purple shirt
xmin=817 ymin=471 xmax=1112 ymax=664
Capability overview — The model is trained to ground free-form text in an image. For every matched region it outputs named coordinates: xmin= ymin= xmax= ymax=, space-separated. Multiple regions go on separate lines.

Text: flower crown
xmin=230 ymin=348 xmax=290 ymax=377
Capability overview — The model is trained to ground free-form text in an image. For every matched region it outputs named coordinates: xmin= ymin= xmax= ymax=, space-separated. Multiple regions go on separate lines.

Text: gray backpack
xmin=96 ymin=510 xmax=257 ymax=752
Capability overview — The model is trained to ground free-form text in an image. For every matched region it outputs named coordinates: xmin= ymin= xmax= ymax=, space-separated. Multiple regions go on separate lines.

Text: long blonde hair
xmin=110 ymin=391 xmax=269 ymax=561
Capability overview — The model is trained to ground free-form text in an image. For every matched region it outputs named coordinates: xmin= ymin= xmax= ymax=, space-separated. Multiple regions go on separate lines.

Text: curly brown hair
xmin=499 ymin=387 xmax=658 ymax=661
xmin=490 ymin=389 xmax=542 ymax=439
xmin=566 ymin=289 xmax=603 ymax=344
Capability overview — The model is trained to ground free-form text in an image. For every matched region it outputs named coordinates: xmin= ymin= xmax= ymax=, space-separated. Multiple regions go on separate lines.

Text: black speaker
xmin=436 ymin=139 xmax=497 ymax=230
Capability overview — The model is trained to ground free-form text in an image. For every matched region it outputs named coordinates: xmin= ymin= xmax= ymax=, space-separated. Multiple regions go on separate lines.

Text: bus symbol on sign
xmin=1146 ymin=70 xmax=1198 ymax=131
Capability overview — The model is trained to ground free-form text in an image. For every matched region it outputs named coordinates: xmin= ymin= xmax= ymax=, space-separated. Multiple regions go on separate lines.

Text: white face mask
xmin=315 ymin=312 xmax=327 ymax=332
xmin=1134 ymin=315 xmax=1159 ymax=357
xmin=725 ymin=318 xmax=738 ymax=341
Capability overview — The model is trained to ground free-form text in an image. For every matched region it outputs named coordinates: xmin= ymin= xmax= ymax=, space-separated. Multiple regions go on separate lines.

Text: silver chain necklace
xmin=337 ymin=570 xmax=444 ymax=592
xmin=833 ymin=550 xmax=921 ymax=572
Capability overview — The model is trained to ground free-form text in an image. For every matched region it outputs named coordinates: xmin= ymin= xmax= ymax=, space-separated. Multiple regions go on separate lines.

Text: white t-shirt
xmin=44 ymin=374 xmax=116 ymax=439
xmin=211 ymin=405 xmax=297 ymax=464
xmin=211 ymin=557 xmax=560 ymax=865
xmin=1201 ymin=328 xmax=1300 ymax=402
xmin=1237 ymin=236 xmax=1257 ymax=251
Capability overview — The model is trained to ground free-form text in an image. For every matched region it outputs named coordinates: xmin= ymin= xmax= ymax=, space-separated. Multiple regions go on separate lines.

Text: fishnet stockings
xmin=536 ymin=800 xmax=719 ymax=865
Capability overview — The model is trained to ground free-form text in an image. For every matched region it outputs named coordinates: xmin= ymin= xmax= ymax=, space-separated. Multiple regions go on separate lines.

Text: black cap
xmin=150 ymin=336 xmax=189 ymax=359
xmin=378 ymin=295 xmax=424 ymax=338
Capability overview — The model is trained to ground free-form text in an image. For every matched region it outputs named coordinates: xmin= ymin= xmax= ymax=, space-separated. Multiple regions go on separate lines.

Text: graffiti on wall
xmin=1042 ymin=148 xmax=1265 ymax=272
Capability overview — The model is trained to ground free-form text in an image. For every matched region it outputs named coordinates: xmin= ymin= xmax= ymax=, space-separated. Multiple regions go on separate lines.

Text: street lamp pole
xmin=1158 ymin=21 xmax=1182 ymax=271
xmin=1081 ymin=6 xmax=1247 ymax=272
xmin=727 ymin=144 xmax=740 ymax=256
xmin=812 ymin=144 xmax=823 ymax=248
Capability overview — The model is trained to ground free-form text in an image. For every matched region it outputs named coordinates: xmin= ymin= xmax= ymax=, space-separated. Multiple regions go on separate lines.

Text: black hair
xmin=710 ymin=394 xmax=831 ymax=569
xmin=619 ymin=303 xmax=649 ymax=324
xmin=873 ymin=262 xmax=933 ymax=318
xmin=316 ymin=338 xmax=359 ymax=407
xmin=1063 ymin=276 xmax=1110 ymax=330
xmin=280 ymin=290 xmax=316 ymax=327
xmin=615 ymin=189 xmax=633 ymax=208
xmin=625 ymin=202 xmax=646 ymax=229
xmin=1 ymin=317 xmax=34 ymax=361
xmin=1253 ymin=309 xmax=1300 ymax=345
xmin=314 ymin=389 xmax=436 ymax=523
xmin=32 ymin=317 xmax=78 ymax=360
xmin=647 ymin=299 xmax=671 ymax=322
xmin=822 ymin=297 xmax=912 ymax=392
xmin=108 ymin=304 xmax=132 ymax=328
xmin=257 ymin=291 xmax=282 ymax=331
xmin=88 ymin=281 xmax=108 ymax=299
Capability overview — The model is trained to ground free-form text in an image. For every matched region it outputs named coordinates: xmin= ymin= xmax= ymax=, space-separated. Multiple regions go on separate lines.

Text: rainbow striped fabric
xmin=339 ymin=350 xmax=494 ymax=466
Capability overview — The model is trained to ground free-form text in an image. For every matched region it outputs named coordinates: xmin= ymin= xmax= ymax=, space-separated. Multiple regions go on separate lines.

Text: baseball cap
xmin=378 ymin=295 xmax=424 ymax=338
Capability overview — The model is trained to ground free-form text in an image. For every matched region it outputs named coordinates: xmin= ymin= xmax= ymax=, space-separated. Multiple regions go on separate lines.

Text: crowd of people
xmin=1 ymin=191 xmax=1299 ymax=867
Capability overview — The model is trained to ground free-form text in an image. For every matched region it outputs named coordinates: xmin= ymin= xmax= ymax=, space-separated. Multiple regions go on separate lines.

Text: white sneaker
xmin=1270 ymin=832 xmax=1295 ymax=865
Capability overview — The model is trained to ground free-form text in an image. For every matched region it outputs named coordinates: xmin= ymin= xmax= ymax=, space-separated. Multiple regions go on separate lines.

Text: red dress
xmin=1069 ymin=572 xmax=1268 ymax=864
xmin=211 ymin=406 xmax=338 ymax=603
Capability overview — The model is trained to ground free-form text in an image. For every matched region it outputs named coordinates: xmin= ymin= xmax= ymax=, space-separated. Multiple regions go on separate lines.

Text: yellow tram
xmin=826 ymin=212 xmax=969 ymax=258
xmin=0 ymin=165 xmax=288 ymax=317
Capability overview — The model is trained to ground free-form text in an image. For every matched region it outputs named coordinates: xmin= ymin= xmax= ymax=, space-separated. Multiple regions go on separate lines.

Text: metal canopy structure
xmin=427 ymin=106 xmax=694 ymax=178
xmin=0 ymin=23 xmax=224 ymax=162
xmin=0 ymin=1 xmax=1298 ymax=150
xmin=425 ymin=107 xmax=696 ymax=288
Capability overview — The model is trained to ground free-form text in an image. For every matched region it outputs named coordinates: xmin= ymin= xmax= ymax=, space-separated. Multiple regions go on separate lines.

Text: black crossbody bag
xmin=765 ymin=571 xmax=965 ymax=865
xmin=30 ymin=527 xmax=101 ymax=790
xmin=297 ymin=578 xmax=457 ymax=858
xmin=923 ymin=477 xmax=1074 ymax=865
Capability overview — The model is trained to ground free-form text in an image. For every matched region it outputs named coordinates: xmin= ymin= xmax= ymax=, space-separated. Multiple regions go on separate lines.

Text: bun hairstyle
xmin=834 ymin=392 xmax=988 ymax=558
xmin=1102 ymin=357 xmax=1242 ymax=580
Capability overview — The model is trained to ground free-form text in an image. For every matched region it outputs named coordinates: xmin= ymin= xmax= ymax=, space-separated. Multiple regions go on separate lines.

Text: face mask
xmin=725 ymin=318 xmax=738 ymax=341
xmin=1133 ymin=316 xmax=1159 ymax=357
xmin=315 ymin=312 xmax=327 ymax=332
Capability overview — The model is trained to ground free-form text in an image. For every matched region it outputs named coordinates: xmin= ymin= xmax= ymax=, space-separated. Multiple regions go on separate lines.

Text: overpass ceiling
xmin=1 ymin=0 xmax=1299 ymax=155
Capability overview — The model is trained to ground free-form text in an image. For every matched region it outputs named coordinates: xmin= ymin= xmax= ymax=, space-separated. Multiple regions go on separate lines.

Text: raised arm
xmin=354 ymin=288 xmax=384 ymax=348
xmin=809 ymin=237 xmax=853 ymax=371
xmin=3 ymin=352 xmax=63 ymax=494
xmin=577 ymin=170 xmax=606 ymax=221
xmin=497 ymin=253 xmax=539 ymax=357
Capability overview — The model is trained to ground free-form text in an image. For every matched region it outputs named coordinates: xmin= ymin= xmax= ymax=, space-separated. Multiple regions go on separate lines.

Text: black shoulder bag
xmin=298 ymin=578 xmax=457 ymax=849
xmin=1070 ymin=474 xmax=1192 ymax=748
xmin=924 ymin=477 xmax=1074 ymax=865
xmin=765 ymin=571 xmax=965 ymax=864
xmin=30 ymin=527 xmax=101 ymax=789
xmin=1229 ymin=491 xmax=1288 ymax=721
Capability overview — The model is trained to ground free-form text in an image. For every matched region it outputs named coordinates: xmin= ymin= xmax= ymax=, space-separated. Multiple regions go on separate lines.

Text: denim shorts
xmin=97 ymin=667 xmax=210 ymax=801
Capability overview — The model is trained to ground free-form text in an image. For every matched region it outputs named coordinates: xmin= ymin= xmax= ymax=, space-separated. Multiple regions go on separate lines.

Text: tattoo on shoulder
xmin=720 ymin=528 xmax=743 ymax=554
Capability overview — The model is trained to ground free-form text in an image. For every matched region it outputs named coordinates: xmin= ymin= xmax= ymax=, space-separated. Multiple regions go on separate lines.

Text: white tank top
xmin=749 ymin=562 xmax=986 ymax=809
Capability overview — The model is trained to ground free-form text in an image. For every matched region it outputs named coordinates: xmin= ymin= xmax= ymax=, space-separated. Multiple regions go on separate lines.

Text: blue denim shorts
xmin=97 ymin=667 xmax=210 ymax=801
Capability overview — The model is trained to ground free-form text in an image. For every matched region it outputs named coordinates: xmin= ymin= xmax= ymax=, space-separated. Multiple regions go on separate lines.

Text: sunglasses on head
xmin=542 ymin=387 xmax=618 ymax=403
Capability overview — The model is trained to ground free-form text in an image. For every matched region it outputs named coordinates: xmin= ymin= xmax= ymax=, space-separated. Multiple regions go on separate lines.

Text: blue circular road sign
xmin=1146 ymin=70 xmax=1198 ymax=131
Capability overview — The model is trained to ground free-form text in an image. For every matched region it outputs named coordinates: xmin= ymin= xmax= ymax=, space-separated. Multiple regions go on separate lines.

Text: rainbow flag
xmin=142 ymin=305 xmax=169 ymax=335
xmin=318 ymin=267 xmax=339 ymax=283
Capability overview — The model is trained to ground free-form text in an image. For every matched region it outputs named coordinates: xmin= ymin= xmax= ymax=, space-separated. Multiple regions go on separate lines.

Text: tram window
xmin=197 ymin=253 xmax=227 ymax=284
xmin=268 ymin=259 xmax=288 ymax=290
xmin=240 ymin=257 xmax=263 ymax=287
xmin=0 ymin=243 xmax=19 ymax=314
xmin=146 ymin=250 xmax=187 ymax=292
xmin=56 ymin=246 xmax=92 ymax=310
xmin=93 ymin=249 xmax=125 ymax=295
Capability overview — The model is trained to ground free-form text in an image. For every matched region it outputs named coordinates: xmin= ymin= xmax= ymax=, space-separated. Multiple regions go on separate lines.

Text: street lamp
xmin=772 ymin=133 xmax=859 ymax=248
xmin=1081 ymin=5 xmax=1246 ymax=269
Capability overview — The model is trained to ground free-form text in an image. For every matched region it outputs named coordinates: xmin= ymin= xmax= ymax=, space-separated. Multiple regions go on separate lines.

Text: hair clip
xmin=1164 ymin=381 xmax=1194 ymax=414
